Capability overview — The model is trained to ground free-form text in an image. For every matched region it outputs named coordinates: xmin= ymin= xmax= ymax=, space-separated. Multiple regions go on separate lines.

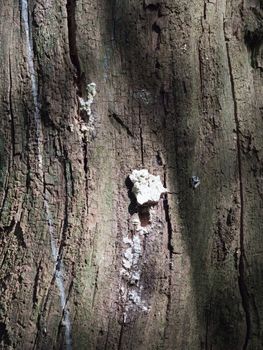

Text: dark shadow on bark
xmin=105 ymin=1 xmax=254 ymax=348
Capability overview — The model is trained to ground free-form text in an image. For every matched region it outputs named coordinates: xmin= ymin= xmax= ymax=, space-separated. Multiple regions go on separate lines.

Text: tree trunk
xmin=0 ymin=0 xmax=262 ymax=349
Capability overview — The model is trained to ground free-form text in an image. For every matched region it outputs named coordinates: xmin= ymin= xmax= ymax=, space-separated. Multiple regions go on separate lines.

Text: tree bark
xmin=0 ymin=0 xmax=262 ymax=349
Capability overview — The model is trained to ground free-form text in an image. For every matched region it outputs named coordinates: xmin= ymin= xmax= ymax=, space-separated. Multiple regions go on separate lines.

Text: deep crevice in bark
xmin=33 ymin=273 xmax=57 ymax=350
xmin=14 ymin=221 xmax=26 ymax=248
xmin=144 ymin=3 xmax=160 ymax=12
xmin=66 ymin=0 xmax=82 ymax=93
xmin=117 ymin=316 xmax=125 ymax=350
xmin=164 ymin=196 xmax=173 ymax=256
xmin=0 ymin=322 xmax=11 ymax=346
xmin=8 ymin=54 xmax=15 ymax=161
xmin=82 ymin=135 xmax=89 ymax=210
xmin=0 ymin=186 xmax=9 ymax=221
xmin=57 ymin=152 xmax=70 ymax=259
xmin=203 ymin=1 xmax=207 ymax=20
xmin=109 ymin=111 xmax=134 ymax=137
xmin=225 ymin=40 xmax=250 ymax=350
xmin=138 ymin=106 xmax=144 ymax=166
xmin=32 ymin=262 xmax=42 ymax=306
xmin=91 ymin=268 xmax=99 ymax=308
xmin=163 ymin=168 xmax=173 ymax=332
xmin=69 ymin=161 xmax=75 ymax=197
xmin=198 ymin=44 xmax=204 ymax=109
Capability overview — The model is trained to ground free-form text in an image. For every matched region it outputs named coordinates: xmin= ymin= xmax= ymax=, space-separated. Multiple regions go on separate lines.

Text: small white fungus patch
xmin=132 ymin=235 xmax=142 ymax=264
xmin=122 ymin=233 xmax=142 ymax=271
xmin=128 ymin=290 xmax=148 ymax=311
xmin=124 ymin=248 xmax=133 ymax=263
xmin=191 ymin=176 xmax=200 ymax=189
xmin=123 ymin=237 xmax=132 ymax=245
xmin=130 ymin=271 xmax=140 ymax=285
xmin=129 ymin=169 xmax=167 ymax=206
xmin=79 ymin=82 xmax=97 ymax=117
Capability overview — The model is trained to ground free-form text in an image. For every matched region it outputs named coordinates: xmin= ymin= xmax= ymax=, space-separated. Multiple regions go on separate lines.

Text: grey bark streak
xmin=57 ymin=279 xmax=74 ymax=339
xmin=225 ymin=40 xmax=250 ymax=349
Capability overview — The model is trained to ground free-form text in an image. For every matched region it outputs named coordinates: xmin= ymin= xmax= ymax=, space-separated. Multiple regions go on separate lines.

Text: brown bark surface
xmin=0 ymin=0 xmax=262 ymax=349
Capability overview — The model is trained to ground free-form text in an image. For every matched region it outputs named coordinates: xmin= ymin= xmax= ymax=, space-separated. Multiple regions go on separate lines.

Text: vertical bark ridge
xmin=225 ymin=38 xmax=250 ymax=350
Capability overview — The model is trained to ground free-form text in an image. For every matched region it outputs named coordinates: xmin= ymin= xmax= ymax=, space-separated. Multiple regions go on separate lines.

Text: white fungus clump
xmin=79 ymin=82 xmax=97 ymax=117
xmin=191 ymin=175 xmax=200 ymax=189
xmin=128 ymin=289 xmax=148 ymax=311
xmin=129 ymin=169 xmax=167 ymax=206
xmin=86 ymin=82 xmax=96 ymax=97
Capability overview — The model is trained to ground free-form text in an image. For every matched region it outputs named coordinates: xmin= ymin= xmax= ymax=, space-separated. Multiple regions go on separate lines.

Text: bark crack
xmin=57 ymin=151 xmax=71 ymax=259
xmin=0 ymin=185 xmax=9 ymax=222
xmin=198 ymin=43 xmax=204 ymax=110
xmin=225 ymin=37 xmax=250 ymax=349
xmin=91 ymin=267 xmax=99 ymax=308
xmin=8 ymin=53 xmax=15 ymax=161
xmin=82 ymin=135 xmax=89 ymax=211
xmin=108 ymin=112 xmax=134 ymax=137
xmin=117 ymin=315 xmax=125 ymax=350
xmin=104 ymin=319 xmax=111 ymax=350
xmin=33 ymin=273 xmax=56 ymax=349
xmin=32 ymin=260 xmax=42 ymax=306
xmin=163 ymin=167 xmax=173 ymax=334
xmin=204 ymin=0 xmax=207 ymax=20
xmin=66 ymin=0 xmax=82 ymax=92
xmin=138 ymin=105 xmax=144 ymax=166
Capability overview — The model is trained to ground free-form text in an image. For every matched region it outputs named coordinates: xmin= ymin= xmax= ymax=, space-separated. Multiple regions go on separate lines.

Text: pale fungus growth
xmin=130 ymin=271 xmax=141 ymax=285
xmin=123 ymin=237 xmax=132 ymax=245
xmin=129 ymin=169 xmax=167 ymax=206
xmin=128 ymin=290 xmax=148 ymax=311
xmin=191 ymin=176 xmax=200 ymax=189
xmin=79 ymin=82 xmax=97 ymax=117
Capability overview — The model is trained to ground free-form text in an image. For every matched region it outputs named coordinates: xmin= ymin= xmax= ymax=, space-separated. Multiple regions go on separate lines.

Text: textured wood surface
xmin=0 ymin=0 xmax=262 ymax=349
